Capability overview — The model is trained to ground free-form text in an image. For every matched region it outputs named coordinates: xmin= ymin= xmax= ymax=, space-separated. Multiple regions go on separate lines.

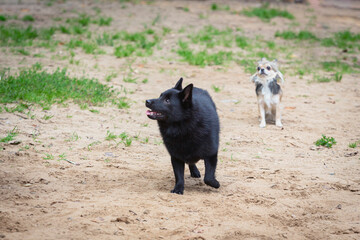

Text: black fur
xmin=255 ymin=78 xmax=281 ymax=96
xmin=268 ymin=79 xmax=281 ymax=95
xmin=145 ymin=78 xmax=220 ymax=194
xmin=255 ymin=82 xmax=263 ymax=96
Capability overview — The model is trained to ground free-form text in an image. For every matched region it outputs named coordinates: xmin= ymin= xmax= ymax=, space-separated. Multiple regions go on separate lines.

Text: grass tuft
xmin=0 ymin=127 xmax=18 ymax=143
xmin=242 ymin=3 xmax=294 ymax=22
xmin=315 ymin=135 xmax=336 ymax=148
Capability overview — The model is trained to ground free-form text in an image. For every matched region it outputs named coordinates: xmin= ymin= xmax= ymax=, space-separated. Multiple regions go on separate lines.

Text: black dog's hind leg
xmin=204 ymin=154 xmax=220 ymax=189
xmin=189 ymin=164 xmax=201 ymax=178
xmin=171 ymin=157 xmax=185 ymax=194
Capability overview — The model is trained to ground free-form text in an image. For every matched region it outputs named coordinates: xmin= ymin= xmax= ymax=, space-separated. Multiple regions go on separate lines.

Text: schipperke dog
xmin=145 ymin=78 xmax=220 ymax=194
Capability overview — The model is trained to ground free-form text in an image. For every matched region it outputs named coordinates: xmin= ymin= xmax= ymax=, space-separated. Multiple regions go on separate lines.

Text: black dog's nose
xmin=145 ymin=99 xmax=152 ymax=107
xmin=260 ymin=68 xmax=265 ymax=73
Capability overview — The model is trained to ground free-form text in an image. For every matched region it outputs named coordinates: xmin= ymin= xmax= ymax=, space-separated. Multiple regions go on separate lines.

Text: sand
xmin=0 ymin=1 xmax=359 ymax=239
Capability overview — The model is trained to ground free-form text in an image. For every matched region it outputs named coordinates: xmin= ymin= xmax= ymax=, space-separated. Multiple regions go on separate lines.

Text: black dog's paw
xmin=204 ymin=178 xmax=220 ymax=189
xmin=190 ymin=169 xmax=201 ymax=178
xmin=170 ymin=188 xmax=184 ymax=195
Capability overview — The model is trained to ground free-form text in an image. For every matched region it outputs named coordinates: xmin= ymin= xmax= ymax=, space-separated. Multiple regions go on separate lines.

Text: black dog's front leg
xmin=204 ymin=154 xmax=220 ymax=189
xmin=170 ymin=157 xmax=185 ymax=194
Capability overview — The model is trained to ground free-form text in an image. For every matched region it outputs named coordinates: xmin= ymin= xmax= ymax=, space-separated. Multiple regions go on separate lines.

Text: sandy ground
xmin=0 ymin=0 xmax=360 ymax=239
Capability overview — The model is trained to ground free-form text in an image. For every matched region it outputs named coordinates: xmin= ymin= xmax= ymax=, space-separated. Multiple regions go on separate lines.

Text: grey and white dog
xmin=251 ymin=58 xmax=284 ymax=128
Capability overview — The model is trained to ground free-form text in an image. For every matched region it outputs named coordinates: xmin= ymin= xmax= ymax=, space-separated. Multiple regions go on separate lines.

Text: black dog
xmin=145 ymin=78 xmax=220 ymax=194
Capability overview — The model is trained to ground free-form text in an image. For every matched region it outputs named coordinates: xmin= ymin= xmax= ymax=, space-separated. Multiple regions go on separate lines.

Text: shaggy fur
xmin=145 ymin=78 xmax=220 ymax=194
xmin=251 ymin=58 xmax=284 ymax=128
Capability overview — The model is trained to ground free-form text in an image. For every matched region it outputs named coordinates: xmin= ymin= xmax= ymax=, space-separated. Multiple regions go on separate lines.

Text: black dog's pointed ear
xmin=174 ymin=77 xmax=183 ymax=90
xmin=179 ymin=84 xmax=193 ymax=107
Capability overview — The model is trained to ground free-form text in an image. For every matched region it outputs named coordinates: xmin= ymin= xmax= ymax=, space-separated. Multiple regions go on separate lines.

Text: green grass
xmin=212 ymin=85 xmax=222 ymax=92
xmin=114 ymin=30 xmax=159 ymax=58
xmin=211 ymin=3 xmax=230 ymax=11
xmin=321 ymin=30 xmax=360 ymax=50
xmin=177 ymin=40 xmax=232 ymax=67
xmin=242 ymin=3 xmax=294 ymax=22
xmin=105 ymin=72 xmax=118 ymax=82
xmin=105 ymin=131 xmax=132 ymax=146
xmin=94 ymin=16 xmax=113 ymax=26
xmin=43 ymin=153 xmax=54 ymax=160
xmin=0 ymin=15 xmax=7 ymax=21
xmin=22 ymin=15 xmax=35 ymax=22
xmin=348 ymin=142 xmax=357 ymax=148
xmin=189 ymin=25 xmax=233 ymax=48
xmin=321 ymin=60 xmax=357 ymax=74
xmin=0 ymin=127 xmax=18 ymax=143
xmin=0 ymin=25 xmax=56 ymax=46
xmin=0 ymin=64 xmax=118 ymax=109
xmin=275 ymin=30 xmax=317 ymax=41
xmin=235 ymin=36 xmax=249 ymax=49
xmin=237 ymin=59 xmax=256 ymax=73
xmin=315 ymin=135 xmax=336 ymax=148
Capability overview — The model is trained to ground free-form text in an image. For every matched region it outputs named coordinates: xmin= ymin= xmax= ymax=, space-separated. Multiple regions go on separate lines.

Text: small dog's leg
xmin=204 ymin=154 xmax=220 ymax=189
xmin=275 ymin=103 xmax=283 ymax=127
xmin=189 ymin=164 xmax=201 ymax=178
xmin=170 ymin=157 xmax=185 ymax=194
xmin=259 ymin=104 xmax=266 ymax=128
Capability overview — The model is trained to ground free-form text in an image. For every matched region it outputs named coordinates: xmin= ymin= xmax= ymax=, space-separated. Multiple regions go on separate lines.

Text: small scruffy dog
xmin=251 ymin=58 xmax=284 ymax=128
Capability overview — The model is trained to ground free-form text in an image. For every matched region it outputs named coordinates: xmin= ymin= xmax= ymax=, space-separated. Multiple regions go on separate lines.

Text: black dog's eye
xmin=164 ymin=98 xmax=170 ymax=104
xmin=257 ymin=67 xmax=260 ymax=71
xmin=266 ymin=66 xmax=271 ymax=70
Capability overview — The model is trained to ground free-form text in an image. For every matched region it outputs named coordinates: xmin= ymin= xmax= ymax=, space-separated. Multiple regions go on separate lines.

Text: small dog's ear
xmin=276 ymin=71 xmax=284 ymax=84
xmin=179 ymin=84 xmax=193 ymax=107
xmin=250 ymin=73 xmax=258 ymax=83
xmin=270 ymin=59 xmax=279 ymax=71
xmin=174 ymin=77 xmax=183 ymax=90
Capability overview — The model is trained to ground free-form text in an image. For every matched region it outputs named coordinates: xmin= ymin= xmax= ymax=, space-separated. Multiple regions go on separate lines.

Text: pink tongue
xmin=146 ymin=110 xmax=152 ymax=116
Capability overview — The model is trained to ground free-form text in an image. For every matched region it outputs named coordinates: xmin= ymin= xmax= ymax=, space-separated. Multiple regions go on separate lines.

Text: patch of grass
xmin=190 ymin=25 xmax=233 ymax=48
xmin=237 ymin=59 xmax=256 ymax=73
xmin=105 ymin=131 xmax=117 ymax=141
xmin=89 ymin=109 xmax=99 ymax=113
xmin=177 ymin=40 xmax=232 ymax=67
xmin=0 ymin=25 xmax=56 ymax=46
xmin=321 ymin=60 xmax=358 ymax=74
xmin=94 ymin=16 xmax=113 ymax=26
xmin=162 ymin=27 xmax=171 ymax=36
xmin=182 ymin=7 xmax=189 ymax=12
xmin=43 ymin=153 xmax=54 ymax=160
xmin=235 ymin=36 xmax=249 ymax=49
xmin=275 ymin=30 xmax=317 ymax=40
xmin=105 ymin=72 xmax=118 ymax=82
xmin=0 ymin=127 xmax=18 ymax=143
xmin=348 ymin=142 xmax=357 ymax=148
xmin=12 ymin=48 xmax=31 ymax=56
xmin=114 ymin=30 xmax=159 ymax=58
xmin=242 ymin=3 xmax=294 ymax=22
xmin=123 ymin=74 xmax=137 ymax=83
xmin=66 ymin=13 xmax=91 ymax=27
xmin=114 ymin=97 xmax=131 ymax=109
xmin=65 ymin=132 xmax=80 ymax=142
xmin=22 ymin=15 xmax=35 ymax=22
xmin=0 ymin=15 xmax=8 ymax=21
xmin=96 ymin=32 xmax=120 ymax=46
xmin=43 ymin=114 xmax=54 ymax=120
xmin=0 ymin=65 xmax=117 ymax=109
xmin=81 ymin=41 xmax=105 ymax=54
xmin=315 ymin=135 xmax=336 ymax=148
xmin=212 ymin=85 xmax=222 ymax=93
xmin=321 ymin=30 xmax=360 ymax=50
xmin=314 ymin=75 xmax=331 ymax=83
xmin=211 ymin=3 xmax=230 ymax=11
